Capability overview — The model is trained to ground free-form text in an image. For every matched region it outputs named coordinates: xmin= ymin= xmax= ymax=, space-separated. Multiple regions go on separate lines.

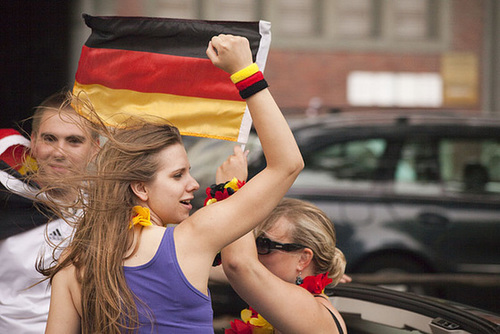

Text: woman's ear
xmin=297 ymin=248 xmax=314 ymax=272
xmin=130 ymin=181 xmax=148 ymax=202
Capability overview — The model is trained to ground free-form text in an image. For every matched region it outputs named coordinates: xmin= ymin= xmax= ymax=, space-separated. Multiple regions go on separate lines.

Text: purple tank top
xmin=124 ymin=227 xmax=214 ymax=333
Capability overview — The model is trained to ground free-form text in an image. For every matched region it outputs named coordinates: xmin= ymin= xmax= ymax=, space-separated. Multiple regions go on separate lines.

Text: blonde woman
xmin=42 ymin=34 xmax=303 ymax=334
xmin=222 ymin=198 xmax=348 ymax=334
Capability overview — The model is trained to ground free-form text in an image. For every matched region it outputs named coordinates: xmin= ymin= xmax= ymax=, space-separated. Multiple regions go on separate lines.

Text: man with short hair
xmin=0 ymin=92 xmax=99 ymax=333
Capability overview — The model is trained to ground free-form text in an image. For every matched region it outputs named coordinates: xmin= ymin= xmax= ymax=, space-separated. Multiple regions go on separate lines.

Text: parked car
xmin=187 ymin=111 xmax=500 ymax=311
xmin=326 ymin=283 xmax=500 ymax=334
xmin=210 ymin=282 xmax=500 ymax=333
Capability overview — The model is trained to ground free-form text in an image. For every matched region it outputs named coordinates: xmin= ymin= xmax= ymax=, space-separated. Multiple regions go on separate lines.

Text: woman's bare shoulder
xmin=314 ymin=294 xmax=347 ymax=334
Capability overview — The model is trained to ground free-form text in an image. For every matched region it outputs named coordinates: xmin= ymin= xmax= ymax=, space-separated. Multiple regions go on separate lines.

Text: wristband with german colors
xmin=230 ymin=63 xmax=269 ymax=99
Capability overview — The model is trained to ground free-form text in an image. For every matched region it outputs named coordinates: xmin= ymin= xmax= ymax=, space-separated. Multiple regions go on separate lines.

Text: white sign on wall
xmin=347 ymin=71 xmax=443 ymax=107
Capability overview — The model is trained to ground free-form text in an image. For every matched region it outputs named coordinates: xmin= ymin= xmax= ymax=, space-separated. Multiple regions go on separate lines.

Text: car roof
xmin=283 ymin=111 xmax=500 ymax=145
xmin=287 ymin=110 xmax=500 ymax=130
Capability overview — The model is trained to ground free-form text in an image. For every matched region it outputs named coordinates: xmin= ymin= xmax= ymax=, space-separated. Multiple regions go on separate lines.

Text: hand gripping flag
xmin=73 ymin=14 xmax=271 ymax=143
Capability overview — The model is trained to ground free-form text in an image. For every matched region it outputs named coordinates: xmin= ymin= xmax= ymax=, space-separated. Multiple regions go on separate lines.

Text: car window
xmin=440 ymin=139 xmax=500 ymax=195
xmin=394 ymin=137 xmax=500 ymax=197
xmin=294 ymin=139 xmax=387 ymax=190
xmin=394 ymin=139 xmax=442 ymax=195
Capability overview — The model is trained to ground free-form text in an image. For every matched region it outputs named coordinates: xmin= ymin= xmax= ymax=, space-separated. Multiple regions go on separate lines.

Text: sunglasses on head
xmin=255 ymin=236 xmax=307 ymax=255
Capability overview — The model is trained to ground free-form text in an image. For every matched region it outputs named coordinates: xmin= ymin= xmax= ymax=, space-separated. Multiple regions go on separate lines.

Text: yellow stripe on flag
xmin=73 ymin=82 xmax=248 ymax=141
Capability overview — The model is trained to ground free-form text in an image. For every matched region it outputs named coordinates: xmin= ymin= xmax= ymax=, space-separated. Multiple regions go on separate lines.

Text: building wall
xmin=265 ymin=50 xmax=442 ymax=110
xmin=77 ymin=0 xmax=491 ymax=115
xmin=265 ymin=0 xmax=484 ymax=112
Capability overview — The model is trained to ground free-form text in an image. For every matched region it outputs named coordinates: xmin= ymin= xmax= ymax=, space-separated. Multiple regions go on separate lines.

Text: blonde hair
xmin=255 ymin=198 xmax=346 ymax=286
xmin=39 ymin=112 xmax=182 ymax=333
xmin=31 ymin=91 xmax=99 ymax=141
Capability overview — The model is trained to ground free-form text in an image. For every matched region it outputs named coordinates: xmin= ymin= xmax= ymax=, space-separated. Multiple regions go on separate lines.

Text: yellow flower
xmin=232 ymin=307 xmax=274 ymax=334
xmin=205 ymin=198 xmax=218 ymax=206
xmin=252 ymin=327 xmax=274 ymax=334
xmin=19 ymin=155 xmax=38 ymax=175
xmin=129 ymin=206 xmax=153 ymax=229
xmin=249 ymin=315 xmax=273 ymax=331
xmin=240 ymin=308 xmax=253 ymax=323
xmin=240 ymin=308 xmax=273 ymax=333
xmin=224 ymin=177 xmax=241 ymax=191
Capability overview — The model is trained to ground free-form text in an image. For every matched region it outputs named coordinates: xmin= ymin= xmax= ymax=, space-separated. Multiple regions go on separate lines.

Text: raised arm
xmin=207 ymin=35 xmax=303 ymax=182
xmin=221 ymin=233 xmax=342 ymax=334
xmin=176 ymin=35 xmax=303 ymax=256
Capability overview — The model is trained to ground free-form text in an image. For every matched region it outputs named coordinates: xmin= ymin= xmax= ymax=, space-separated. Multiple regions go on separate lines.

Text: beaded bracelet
xmin=230 ymin=63 xmax=269 ymax=99
xmin=204 ymin=177 xmax=245 ymax=266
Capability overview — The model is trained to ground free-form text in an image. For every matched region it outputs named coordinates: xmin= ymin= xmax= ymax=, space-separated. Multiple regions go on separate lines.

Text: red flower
xmin=215 ymin=189 xmax=230 ymax=201
xmin=299 ymin=272 xmax=333 ymax=294
xmin=237 ymin=179 xmax=246 ymax=188
xmin=225 ymin=319 xmax=254 ymax=334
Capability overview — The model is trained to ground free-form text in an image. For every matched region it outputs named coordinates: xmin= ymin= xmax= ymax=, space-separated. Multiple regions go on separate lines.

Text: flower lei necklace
xmin=225 ymin=273 xmax=333 ymax=333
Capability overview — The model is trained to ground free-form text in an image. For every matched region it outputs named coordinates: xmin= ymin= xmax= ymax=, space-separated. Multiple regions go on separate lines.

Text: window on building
xmin=391 ymin=0 xmax=437 ymax=41
xmin=92 ymin=0 xmax=450 ymax=52
xmin=205 ymin=0 xmax=257 ymax=21
xmin=270 ymin=0 xmax=319 ymax=37
xmin=265 ymin=0 xmax=449 ymax=51
xmin=335 ymin=0 xmax=378 ymax=39
xmin=153 ymin=0 xmax=197 ymax=19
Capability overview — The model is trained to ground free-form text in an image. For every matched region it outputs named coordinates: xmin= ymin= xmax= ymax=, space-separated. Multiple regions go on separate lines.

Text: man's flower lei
xmin=225 ymin=273 xmax=333 ymax=333
xmin=128 ymin=206 xmax=153 ymax=229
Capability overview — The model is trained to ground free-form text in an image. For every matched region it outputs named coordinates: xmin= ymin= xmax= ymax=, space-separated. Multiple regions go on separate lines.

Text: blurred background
xmin=2 ymin=0 xmax=499 ymax=326
xmin=1 ymin=0 xmax=499 ymax=131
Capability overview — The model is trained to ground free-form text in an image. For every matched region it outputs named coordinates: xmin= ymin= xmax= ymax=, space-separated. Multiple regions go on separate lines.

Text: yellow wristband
xmin=230 ymin=63 xmax=260 ymax=84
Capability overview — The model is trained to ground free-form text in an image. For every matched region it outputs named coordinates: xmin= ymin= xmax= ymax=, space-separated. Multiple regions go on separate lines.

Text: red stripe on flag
xmin=75 ymin=45 xmax=243 ymax=101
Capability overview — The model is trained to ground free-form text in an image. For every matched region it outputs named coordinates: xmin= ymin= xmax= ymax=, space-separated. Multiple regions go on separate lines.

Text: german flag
xmin=73 ymin=14 xmax=271 ymax=143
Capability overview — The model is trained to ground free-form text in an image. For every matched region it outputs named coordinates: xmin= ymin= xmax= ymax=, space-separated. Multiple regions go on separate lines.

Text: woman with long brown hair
xmin=42 ymin=34 xmax=303 ymax=333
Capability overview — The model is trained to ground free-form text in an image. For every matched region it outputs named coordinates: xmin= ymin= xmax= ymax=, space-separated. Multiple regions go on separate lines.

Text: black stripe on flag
xmin=83 ymin=14 xmax=263 ymax=60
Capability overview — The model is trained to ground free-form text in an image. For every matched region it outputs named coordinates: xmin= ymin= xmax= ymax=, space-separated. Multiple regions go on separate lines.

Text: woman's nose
xmin=189 ymin=175 xmax=200 ymax=192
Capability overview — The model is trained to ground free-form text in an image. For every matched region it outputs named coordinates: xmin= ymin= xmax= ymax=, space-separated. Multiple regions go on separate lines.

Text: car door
xmin=286 ymin=134 xmax=397 ymax=269
xmin=389 ymin=136 xmax=500 ymax=275
xmin=328 ymin=283 xmax=500 ymax=334
xmin=435 ymin=137 xmax=500 ymax=274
